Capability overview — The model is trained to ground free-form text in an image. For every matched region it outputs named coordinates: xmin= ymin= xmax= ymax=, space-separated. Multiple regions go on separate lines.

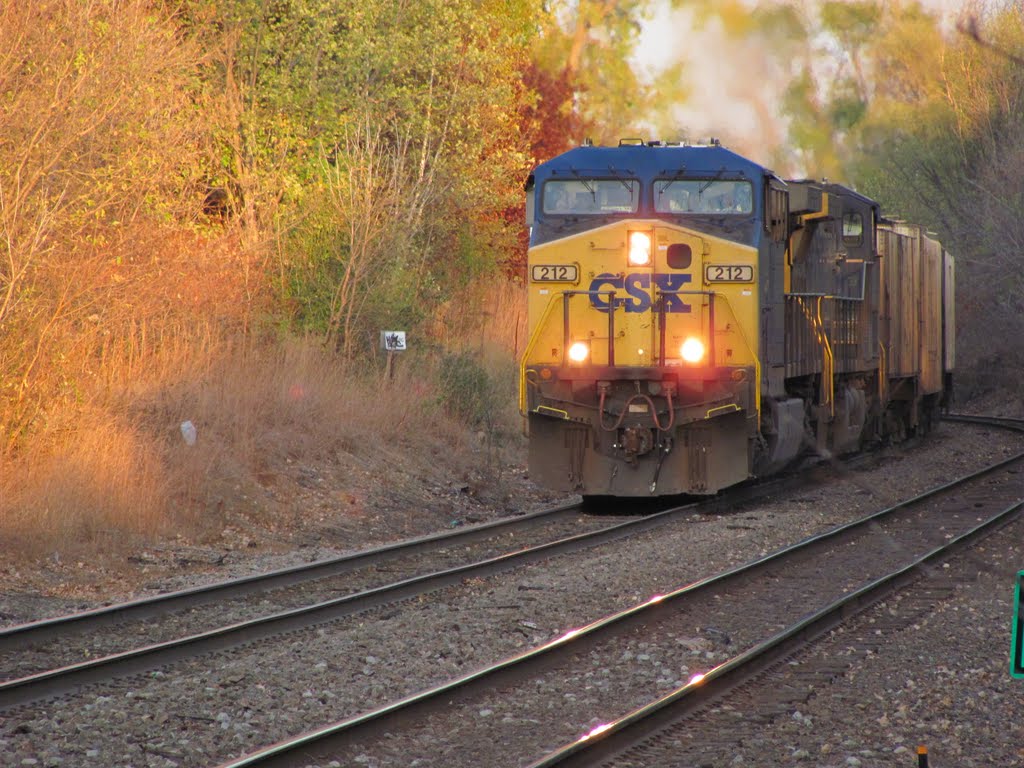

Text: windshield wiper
xmin=606 ymin=165 xmax=636 ymax=197
xmin=657 ymin=166 xmax=687 ymax=197
xmin=569 ymin=168 xmax=596 ymax=201
xmin=698 ymin=167 xmax=726 ymax=196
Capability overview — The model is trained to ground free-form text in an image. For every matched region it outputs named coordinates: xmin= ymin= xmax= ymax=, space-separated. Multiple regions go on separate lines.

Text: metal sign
xmin=381 ymin=331 xmax=406 ymax=352
xmin=1013 ymin=570 xmax=1024 ymax=678
xmin=531 ymin=264 xmax=579 ymax=283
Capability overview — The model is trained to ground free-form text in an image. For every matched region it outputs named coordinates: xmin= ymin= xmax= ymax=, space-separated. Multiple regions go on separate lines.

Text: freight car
xmin=519 ymin=140 xmax=954 ymax=496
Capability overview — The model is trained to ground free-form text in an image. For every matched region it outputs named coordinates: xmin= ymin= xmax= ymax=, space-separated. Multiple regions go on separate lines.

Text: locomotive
xmin=519 ymin=140 xmax=954 ymax=496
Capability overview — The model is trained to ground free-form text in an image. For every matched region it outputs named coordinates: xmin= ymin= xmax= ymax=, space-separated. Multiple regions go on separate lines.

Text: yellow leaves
xmin=717 ymin=0 xmax=758 ymax=38
xmin=72 ymin=49 xmax=88 ymax=74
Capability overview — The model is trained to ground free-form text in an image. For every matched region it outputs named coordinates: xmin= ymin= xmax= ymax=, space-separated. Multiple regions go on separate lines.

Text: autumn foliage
xmin=0 ymin=0 xmax=542 ymax=552
xmin=2 ymin=0 xmax=1021 ymax=555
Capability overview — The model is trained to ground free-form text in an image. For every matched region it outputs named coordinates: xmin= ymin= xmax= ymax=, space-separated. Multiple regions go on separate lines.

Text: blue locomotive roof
xmin=528 ymin=143 xmax=769 ymax=248
xmin=532 ymin=143 xmax=769 ymax=183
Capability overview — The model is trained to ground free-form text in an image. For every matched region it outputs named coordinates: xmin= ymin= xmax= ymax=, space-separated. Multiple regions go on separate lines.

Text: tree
xmin=848 ymin=4 xmax=1024 ymax=390
xmin=189 ymin=0 xmax=539 ymax=356
xmin=532 ymin=0 xmax=689 ymax=147
xmin=703 ymin=1 xmax=945 ymax=177
xmin=0 ymin=0 xmax=209 ymax=451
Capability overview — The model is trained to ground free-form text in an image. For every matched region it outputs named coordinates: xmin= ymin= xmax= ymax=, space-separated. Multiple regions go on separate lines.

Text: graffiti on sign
xmin=380 ymin=331 xmax=407 ymax=352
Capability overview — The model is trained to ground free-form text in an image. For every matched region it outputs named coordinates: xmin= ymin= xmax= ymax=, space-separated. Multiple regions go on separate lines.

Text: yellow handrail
xmin=518 ymin=293 xmax=563 ymax=415
xmin=705 ymin=293 xmax=762 ymax=425
xmin=520 ymin=290 xmax=763 ymax=429
xmin=816 ymin=296 xmax=835 ymax=418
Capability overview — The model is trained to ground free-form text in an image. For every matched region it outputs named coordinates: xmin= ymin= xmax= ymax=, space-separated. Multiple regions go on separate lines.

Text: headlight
xmin=568 ymin=341 xmax=590 ymax=363
xmin=628 ymin=231 xmax=651 ymax=266
xmin=680 ymin=337 xmax=706 ymax=364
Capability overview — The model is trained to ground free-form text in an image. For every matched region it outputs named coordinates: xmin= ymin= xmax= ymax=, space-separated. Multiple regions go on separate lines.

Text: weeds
xmin=0 ymin=331 xmax=526 ymax=557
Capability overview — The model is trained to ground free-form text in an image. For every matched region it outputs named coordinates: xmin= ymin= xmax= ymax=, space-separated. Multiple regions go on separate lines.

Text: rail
xmin=526 ymin=418 xmax=1024 ymax=765
xmin=212 ymin=420 xmax=1024 ymax=767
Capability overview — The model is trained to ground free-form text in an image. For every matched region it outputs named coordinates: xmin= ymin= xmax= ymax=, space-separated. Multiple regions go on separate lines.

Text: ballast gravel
xmin=1 ymin=422 xmax=1022 ymax=767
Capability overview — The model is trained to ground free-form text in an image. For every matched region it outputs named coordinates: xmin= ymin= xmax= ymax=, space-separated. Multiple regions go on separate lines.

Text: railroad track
xmin=0 ymin=463 xmax=819 ymax=709
xmin=4 ymin=421 xmax=1015 ymax=768
xmin=211 ymin=414 xmax=1024 ymax=768
xmin=0 ymin=501 xmax=611 ymax=706
xmin=0 ymin=500 xmax=585 ymax=649
xmin=944 ymin=412 xmax=1024 ymax=429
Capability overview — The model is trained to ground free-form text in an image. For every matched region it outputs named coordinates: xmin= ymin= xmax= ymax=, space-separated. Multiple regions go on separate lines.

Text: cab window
xmin=842 ymin=212 xmax=864 ymax=245
xmin=654 ymin=179 xmax=753 ymax=214
xmin=543 ymin=179 xmax=639 ymax=215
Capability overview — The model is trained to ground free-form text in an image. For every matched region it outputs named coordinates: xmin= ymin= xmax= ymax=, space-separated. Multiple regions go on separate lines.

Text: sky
xmin=634 ymin=0 xmax=974 ymax=171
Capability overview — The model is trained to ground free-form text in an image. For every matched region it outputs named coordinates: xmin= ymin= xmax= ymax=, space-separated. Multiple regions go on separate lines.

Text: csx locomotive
xmin=519 ymin=140 xmax=954 ymax=496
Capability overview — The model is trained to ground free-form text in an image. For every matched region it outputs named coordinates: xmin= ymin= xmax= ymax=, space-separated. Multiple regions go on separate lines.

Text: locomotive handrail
xmin=789 ymin=293 xmax=863 ymax=418
xmin=786 ymin=293 xmax=835 ymax=418
xmin=518 ymin=289 xmax=618 ymax=416
xmin=653 ymin=288 xmax=716 ymax=368
xmin=657 ymin=288 xmax=762 ymax=424
xmin=878 ymin=341 xmax=887 ymax=402
xmin=519 ymin=293 xmax=562 ymax=415
xmin=520 ymin=287 xmax=762 ymax=427
xmin=560 ymin=290 xmax=617 ymax=368
xmin=817 ymin=296 xmax=835 ymax=417
xmin=716 ymin=293 xmax=762 ymax=424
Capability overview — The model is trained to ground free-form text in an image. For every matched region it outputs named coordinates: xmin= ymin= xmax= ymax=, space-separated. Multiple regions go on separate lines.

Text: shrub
xmin=436 ymin=352 xmax=495 ymax=427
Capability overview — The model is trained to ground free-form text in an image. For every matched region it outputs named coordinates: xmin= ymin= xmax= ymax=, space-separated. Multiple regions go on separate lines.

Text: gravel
xmin=1 ymin=421 xmax=1021 ymax=767
xmin=619 ymin=515 xmax=1024 ymax=768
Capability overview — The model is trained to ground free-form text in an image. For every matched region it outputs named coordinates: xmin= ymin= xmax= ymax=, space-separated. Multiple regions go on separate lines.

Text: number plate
xmin=531 ymin=264 xmax=578 ymax=283
xmin=704 ymin=264 xmax=754 ymax=283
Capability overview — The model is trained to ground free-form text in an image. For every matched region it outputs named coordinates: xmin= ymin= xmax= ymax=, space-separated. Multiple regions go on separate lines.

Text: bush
xmin=436 ymin=352 xmax=495 ymax=427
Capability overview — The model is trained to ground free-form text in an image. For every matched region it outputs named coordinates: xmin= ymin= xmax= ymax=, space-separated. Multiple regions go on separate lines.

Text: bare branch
xmin=958 ymin=12 xmax=1024 ymax=66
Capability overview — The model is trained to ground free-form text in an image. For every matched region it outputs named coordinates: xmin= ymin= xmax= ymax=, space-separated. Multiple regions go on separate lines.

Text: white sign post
xmin=381 ymin=331 xmax=406 ymax=380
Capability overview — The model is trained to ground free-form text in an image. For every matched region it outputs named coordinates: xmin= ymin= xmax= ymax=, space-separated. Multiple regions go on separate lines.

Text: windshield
xmin=654 ymin=179 xmax=753 ymax=214
xmin=543 ymin=179 xmax=640 ymax=215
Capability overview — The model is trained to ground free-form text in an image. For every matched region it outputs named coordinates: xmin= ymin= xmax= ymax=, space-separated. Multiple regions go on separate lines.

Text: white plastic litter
xmin=180 ymin=420 xmax=197 ymax=446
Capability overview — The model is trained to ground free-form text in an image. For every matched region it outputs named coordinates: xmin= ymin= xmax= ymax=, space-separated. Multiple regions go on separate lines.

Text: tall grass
xmin=0 ymin=154 xmax=529 ymax=559
xmin=0 ymin=335 xmax=489 ymax=556
xmin=0 ymin=415 xmax=172 ymax=550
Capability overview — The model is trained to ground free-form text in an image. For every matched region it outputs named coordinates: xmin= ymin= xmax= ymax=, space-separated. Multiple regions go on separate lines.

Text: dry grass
xmin=0 ymin=413 xmax=172 ymax=551
xmin=0 ymin=211 xmax=529 ymax=562
xmin=433 ymin=279 xmax=528 ymax=362
xmin=431 ymin=276 xmax=529 ymax=437
xmin=0 ymin=334 xmax=490 ymax=558
xmin=144 ymin=336 xmax=465 ymax=469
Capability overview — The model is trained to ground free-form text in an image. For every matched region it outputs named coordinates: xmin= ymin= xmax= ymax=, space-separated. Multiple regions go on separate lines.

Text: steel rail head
xmin=211 ymin=445 xmax=1024 ymax=768
xmin=527 ymin=498 xmax=1024 ymax=768
xmin=0 ymin=500 xmax=585 ymax=652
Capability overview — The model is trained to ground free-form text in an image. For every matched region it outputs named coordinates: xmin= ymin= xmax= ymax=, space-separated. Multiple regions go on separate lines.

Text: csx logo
xmin=588 ymin=273 xmax=692 ymax=313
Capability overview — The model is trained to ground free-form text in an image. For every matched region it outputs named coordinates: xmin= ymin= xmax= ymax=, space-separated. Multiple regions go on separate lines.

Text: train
xmin=519 ymin=139 xmax=954 ymax=497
